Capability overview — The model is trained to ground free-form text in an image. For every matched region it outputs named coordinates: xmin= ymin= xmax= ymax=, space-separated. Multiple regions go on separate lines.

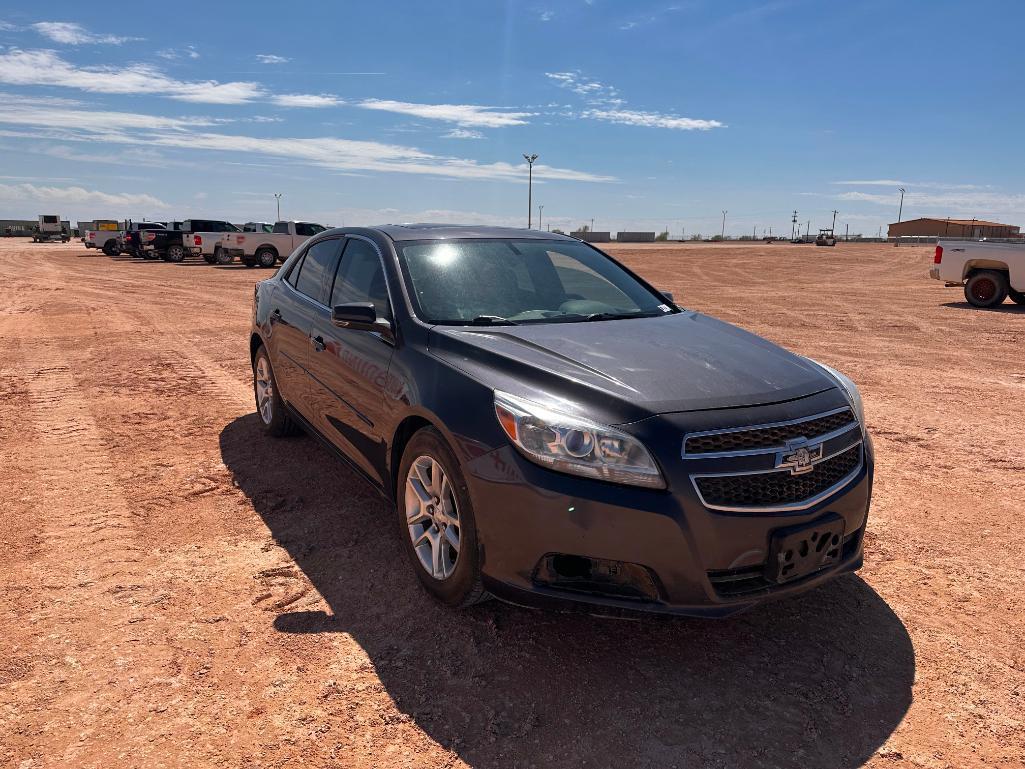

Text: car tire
xmin=964 ymin=270 xmax=1008 ymax=308
xmin=256 ymin=248 xmax=278 ymax=268
xmin=253 ymin=346 xmax=299 ymax=437
xmin=397 ymin=427 xmax=489 ymax=608
xmin=1008 ymin=288 xmax=1025 ymax=306
xmin=166 ymin=244 xmax=186 ymax=263
xmin=102 ymin=240 xmax=118 ymax=256
xmin=203 ymin=254 xmax=216 ymax=264
xmin=215 ymin=247 xmax=233 ymax=266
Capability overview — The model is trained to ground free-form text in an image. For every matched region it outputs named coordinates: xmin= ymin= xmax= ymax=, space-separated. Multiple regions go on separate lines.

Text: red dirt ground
xmin=1 ymin=239 xmax=1022 ymax=768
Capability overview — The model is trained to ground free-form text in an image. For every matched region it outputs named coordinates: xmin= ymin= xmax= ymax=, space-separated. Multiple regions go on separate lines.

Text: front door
xmin=306 ymin=236 xmax=396 ymax=486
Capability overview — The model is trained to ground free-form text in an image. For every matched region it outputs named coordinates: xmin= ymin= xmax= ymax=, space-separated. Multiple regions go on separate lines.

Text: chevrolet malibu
xmin=250 ymin=225 xmax=873 ymax=616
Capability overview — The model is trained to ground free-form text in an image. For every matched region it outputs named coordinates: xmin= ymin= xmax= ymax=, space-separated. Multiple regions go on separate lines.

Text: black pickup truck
xmin=139 ymin=222 xmax=185 ymax=261
xmin=121 ymin=221 xmax=168 ymax=257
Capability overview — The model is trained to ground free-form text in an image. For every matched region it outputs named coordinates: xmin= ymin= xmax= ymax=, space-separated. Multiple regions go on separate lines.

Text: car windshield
xmin=398 ymin=239 xmax=675 ymax=324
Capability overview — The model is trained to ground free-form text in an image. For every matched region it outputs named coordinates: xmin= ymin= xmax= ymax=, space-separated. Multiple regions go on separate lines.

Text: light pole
xmin=523 ymin=153 xmax=538 ymax=228
xmin=897 ymin=187 xmax=905 ymax=223
xmin=721 ymin=210 xmax=727 ymax=239
xmin=831 ymin=209 xmax=839 ymax=232
xmin=538 ymin=204 xmax=544 ymax=231
xmin=274 ymin=193 xmax=282 ymax=221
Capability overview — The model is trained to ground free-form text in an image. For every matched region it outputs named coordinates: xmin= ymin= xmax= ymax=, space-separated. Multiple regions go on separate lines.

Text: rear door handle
xmin=312 ymin=335 xmax=326 ymax=352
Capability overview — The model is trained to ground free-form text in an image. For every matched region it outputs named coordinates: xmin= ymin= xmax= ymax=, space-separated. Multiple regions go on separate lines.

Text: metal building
xmin=888 ymin=217 xmax=1020 ymax=239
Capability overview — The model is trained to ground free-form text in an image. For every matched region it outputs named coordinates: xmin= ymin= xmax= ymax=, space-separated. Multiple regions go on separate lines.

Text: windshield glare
xmin=399 ymin=239 xmax=672 ymax=324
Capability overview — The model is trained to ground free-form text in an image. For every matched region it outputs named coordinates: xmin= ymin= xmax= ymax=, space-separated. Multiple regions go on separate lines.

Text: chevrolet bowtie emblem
xmin=776 ymin=438 xmax=824 ymax=475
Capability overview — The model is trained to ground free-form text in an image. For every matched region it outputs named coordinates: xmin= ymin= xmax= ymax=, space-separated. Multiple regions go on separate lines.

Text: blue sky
xmin=1 ymin=0 xmax=1023 ymax=235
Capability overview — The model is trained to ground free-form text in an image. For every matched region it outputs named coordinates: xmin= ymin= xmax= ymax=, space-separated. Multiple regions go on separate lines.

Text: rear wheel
xmin=964 ymin=270 xmax=1008 ymax=308
xmin=1009 ymin=288 xmax=1025 ymax=306
xmin=102 ymin=240 xmax=118 ymax=256
xmin=203 ymin=254 xmax=216 ymax=264
xmin=253 ymin=347 xmax=299 ymax=437
xmin=398 ymin=427 xmax=488 ymax=608
xmin=256 ymin=248 xmax=278 ymax=268
xmin=166 ymin=244 xmax=186 ymax=263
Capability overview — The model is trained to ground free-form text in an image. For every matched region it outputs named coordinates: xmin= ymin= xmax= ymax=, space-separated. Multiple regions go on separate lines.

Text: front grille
xmin=707 ymin=531 xmax=861 ymax=598
xmin=695 ymin=444 xmax=861 ymax=510
xmin=685 ymin=408 xmax=856 ymax=455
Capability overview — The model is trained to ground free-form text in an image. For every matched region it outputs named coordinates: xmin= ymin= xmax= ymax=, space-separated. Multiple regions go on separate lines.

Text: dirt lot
xmin=0 ymin=238 xmax=1022 ymax=769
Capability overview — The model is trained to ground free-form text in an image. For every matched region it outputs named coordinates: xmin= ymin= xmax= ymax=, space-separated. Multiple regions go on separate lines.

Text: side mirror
xmin=661 ymin=290 xmax=675 ymax=303
xmin=331 ymin=302 xmax=393 ymax=338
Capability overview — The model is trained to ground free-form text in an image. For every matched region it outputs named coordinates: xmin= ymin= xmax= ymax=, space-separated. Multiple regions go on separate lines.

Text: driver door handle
xmin=312 ymin=335 xmax=326 ymax=352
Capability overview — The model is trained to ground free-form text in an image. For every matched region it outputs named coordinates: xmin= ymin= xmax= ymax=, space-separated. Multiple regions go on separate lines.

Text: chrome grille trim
xmin=690 ymin=441 xmax=864 ymax=513
xmin=682 ymin=406 xmax=859 ymax=459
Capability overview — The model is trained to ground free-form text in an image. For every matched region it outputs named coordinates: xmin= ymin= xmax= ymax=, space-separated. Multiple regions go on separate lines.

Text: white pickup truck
xmin=930 ymin=240 xmax=1025 ymax=308
xmin=216 ymin=220 xmax=327 ymax=268
xmin=85 ymin=223 xmax=123 ymax=255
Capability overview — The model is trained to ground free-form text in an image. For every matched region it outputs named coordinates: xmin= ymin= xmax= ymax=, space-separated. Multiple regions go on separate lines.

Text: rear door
xmin=265 ymin=238 xmax=344 ymax=415
xmin=306 ymin=236 xmax=395 ymax=484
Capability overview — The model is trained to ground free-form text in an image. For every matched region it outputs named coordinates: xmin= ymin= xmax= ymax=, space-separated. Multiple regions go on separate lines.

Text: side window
xmin=286 ymin=253 xmax=305 ymax=289
xmin=272 ymin=222 xmax=289 ymax=234
xmin=295 ymin=223 xmax=315 ymax=237
xmin=293 ymin=239 xmax=342 ymax=304
xmin=329 ymin=239 xmax=390 ymax=320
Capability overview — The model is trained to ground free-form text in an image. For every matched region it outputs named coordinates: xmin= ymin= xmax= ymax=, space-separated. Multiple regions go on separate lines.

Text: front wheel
xmin=215 ymin=247 xmax=233 ymax=266
xmin=1009 ymin=288 xmax=1025 ymax=306
xmin=964 ymin=270 xmax=1008 ymax=308
xmin=398 ymin=427 xmax=488 ymax=608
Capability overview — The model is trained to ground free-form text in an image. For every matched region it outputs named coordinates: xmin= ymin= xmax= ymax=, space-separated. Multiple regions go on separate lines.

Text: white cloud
xmin=443 ymin=128 xmax=484 ymax=139
xmin=582 ymin=108 xmax=723 ymax=131
xmin=832 ymin=180 xmax=986 ymax=191
xmin=837 ymin=189 xmax=1025 ymax=218
xmin=359 ymin=99 xmax=533 ymax=127
xmin=0 ymin=21 xmax=17 ymax=31
xmin=271 ymin=93 xmax=343 ymax=108
xmin=256 ymin=54 xmax=289 ymax=64
xmin=0 ymin=102 xmax=615 ymax=183
xmin=0 ymin=49 xmax=339 ymax=107
xmin=157 ymin=46 xmax=200 ymax=60
xmin=0 ymin=181 xmax=168 ymax=209
xmin=545 ymin=71 xmax=623 ymax=106
xmin=32 ymin=21 xmax=139 ymax=45
xmin=539 ymin=10 xmax=555 ymax=21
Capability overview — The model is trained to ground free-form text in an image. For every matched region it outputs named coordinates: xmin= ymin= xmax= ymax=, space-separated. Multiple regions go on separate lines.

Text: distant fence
xmin=571 ymin=231 xmax=612 ymax=242
xmin=616 ymin=231 xmax=656 ymax=242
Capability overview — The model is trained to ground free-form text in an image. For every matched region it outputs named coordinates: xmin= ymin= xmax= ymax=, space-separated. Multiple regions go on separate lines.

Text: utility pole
xmin=845 ymin=223 xmax=849 ymax=241
xmin=538 ymin=204 xmax=544 ymax=231
xmin=591 ymin=217 xmax=595 ymax=232
xmin=897 ymin=187 xmax=906 ymax=223
xmin=791 ymin=210 xmax=798 ymax=241
xmin=805 ymin=221 xmax=811 ymax=239
xmin=523 ymin=154 xmax=538 ymax=228
xmin=274 ymin=192 xmax=282 ymax=221
xmin=721 ymin=210 xmax=727 ymax=239
xmin=831 ymin=209 xmax=839 ymax=232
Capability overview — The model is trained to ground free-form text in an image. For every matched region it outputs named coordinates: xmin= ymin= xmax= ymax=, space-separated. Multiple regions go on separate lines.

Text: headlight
xmin=493 ymin=391 xmax=665 ymax=489
xmin=806 ymin=359 xmax=866 ymax=429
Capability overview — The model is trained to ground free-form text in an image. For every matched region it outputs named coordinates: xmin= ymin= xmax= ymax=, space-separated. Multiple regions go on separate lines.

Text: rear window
xmin=42 ymin=216 xmax=59 ymax=224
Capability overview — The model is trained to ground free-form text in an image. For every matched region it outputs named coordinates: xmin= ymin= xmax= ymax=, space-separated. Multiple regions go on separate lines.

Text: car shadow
xmin=220 ymin=413 xmax=913 ymax=768
xmin=941 ymin=301 xmax=1025 ymax=313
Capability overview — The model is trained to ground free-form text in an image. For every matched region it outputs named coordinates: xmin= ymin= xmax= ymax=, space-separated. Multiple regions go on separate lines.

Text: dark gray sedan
xmin=249 ymin=224 xmax=873 ymax=616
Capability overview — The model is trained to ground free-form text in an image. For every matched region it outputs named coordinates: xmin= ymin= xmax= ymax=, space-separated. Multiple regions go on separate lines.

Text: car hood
xmin=428 ymin=312 xmax=835 ymax=423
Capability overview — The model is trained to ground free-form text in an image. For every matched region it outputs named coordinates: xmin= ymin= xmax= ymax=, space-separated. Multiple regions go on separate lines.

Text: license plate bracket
xmin=765 ymin=514 xmax=845 ymax=584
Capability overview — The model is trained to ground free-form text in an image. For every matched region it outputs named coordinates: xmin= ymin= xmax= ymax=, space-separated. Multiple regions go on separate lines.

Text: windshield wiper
xmin=468 ymin=315 xmax=520 ymax=326
xmin=584 ymin=310 xmax=661 ymax=321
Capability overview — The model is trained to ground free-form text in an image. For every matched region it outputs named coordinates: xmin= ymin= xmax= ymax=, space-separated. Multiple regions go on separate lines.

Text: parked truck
xmin=120 ymin=221 xmax=168 ymax=257
xmin=139 ymin=222 xmax=185 ymax=261
xmin=217 ymin=220 xmax=327 ymax=267
xmin=930 ymin=240 xmax=1025 ymax=308
xmin=167 ymin=219 xmax=241 ymax=263
xmin=32 ymin=214 xmax=70 ymax=243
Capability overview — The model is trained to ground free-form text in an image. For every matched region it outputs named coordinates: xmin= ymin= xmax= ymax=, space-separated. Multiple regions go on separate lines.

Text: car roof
xmin=369 ymin=223 xmax=577 ymax=243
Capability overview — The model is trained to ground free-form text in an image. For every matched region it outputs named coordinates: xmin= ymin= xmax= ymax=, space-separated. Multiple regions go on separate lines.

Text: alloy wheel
xmin=404 ymin=455 xmax=461 ymax=580
xmin=255 ymin=357 xmax=274 ymax=424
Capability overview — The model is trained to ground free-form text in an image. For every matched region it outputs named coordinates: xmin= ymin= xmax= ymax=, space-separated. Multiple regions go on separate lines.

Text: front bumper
xmin=462 ymin=398 xmax=873 ymax=618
